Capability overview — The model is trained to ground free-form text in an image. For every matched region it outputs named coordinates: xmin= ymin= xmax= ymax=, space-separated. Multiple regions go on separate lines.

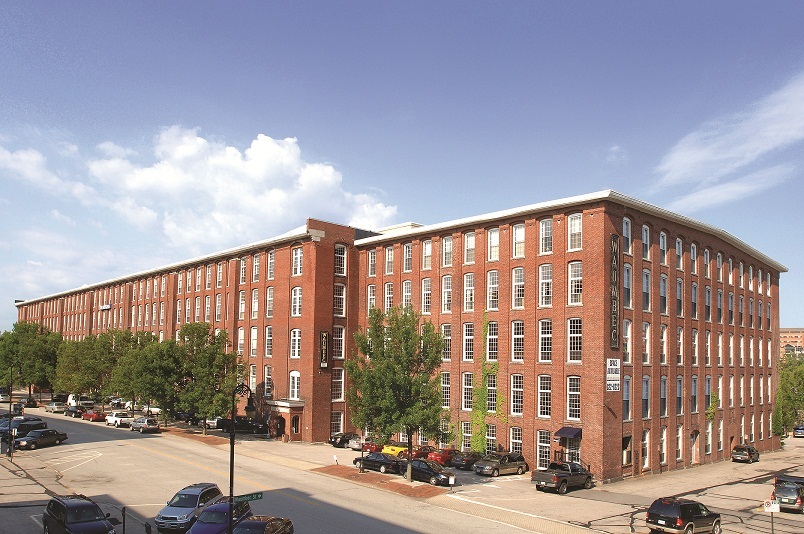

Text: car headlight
xmin=179 ymin=513 xmax=190 ymax=520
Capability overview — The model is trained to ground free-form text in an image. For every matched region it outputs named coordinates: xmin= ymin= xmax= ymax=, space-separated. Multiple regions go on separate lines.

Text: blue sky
xmin=2 ymin=2 xmax=804 ymax=330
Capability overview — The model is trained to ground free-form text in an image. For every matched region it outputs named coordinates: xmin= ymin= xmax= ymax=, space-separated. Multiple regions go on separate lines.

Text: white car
xmin=105 ymin=411 xmax=134 ymax=427
xmin=45 ymin=402 xmax=67 ymax=413
xmin=0 ymin=393 xmax=11 ymax=402
xmin=124 ymin=400 xmax=141 ymax=411
xmin=142 ymin=404 xmax=162 ymax=416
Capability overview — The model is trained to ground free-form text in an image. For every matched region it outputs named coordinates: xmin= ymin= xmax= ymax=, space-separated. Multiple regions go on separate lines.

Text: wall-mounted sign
xmin=606 ymin=358 xmax=621 ymax=392
xmin=99 ymin=304 xmax=112 ymax=311
xmin=609 ymin=234 xmax=620 ymax=349
xmin=319 ymin=331 xmax=329 ymax=368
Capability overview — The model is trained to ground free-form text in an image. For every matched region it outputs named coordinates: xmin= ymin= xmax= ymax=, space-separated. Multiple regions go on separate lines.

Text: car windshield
xmin=168 ymin=493 xmax=199 ymax=508
xmin=482 ymin=453 xmax=502 ymax=462
xmin=775 ymin=485 xmax=799 ymax=497
xmin=67 ymin=504 xmax=105 ymax=523
xmin=197 ymin=509 xmax=228 ymax=524
xmin=26 ymin=430 xmax=44 ymax=438
xmin=649 ymin=500 xmax=680 ymax=517
xmin=423 ymin=460 xmax=444 ymax=471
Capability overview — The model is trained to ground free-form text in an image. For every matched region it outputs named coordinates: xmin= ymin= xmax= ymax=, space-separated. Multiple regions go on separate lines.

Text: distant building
xmin=15 ymin=190 xmax=786 ymax=482
xmin=780 ymin=328 xmax=804 ymax=354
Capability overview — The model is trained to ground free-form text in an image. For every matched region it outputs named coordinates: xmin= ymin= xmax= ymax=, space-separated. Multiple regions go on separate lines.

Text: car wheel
xmin=756 ymin=455 xmax=760 ymax=462
xmin=684 ymin=526 xmax=693 ymax=534
xmin=129 ymin=425 xmax=134 ymax=431
xmin=748 ymin=457 xmax=753 ymax=464
xmin=115 ymin=421 xmax=120 ymax=428
xmin=516 ymin=466 xmax=524 ymax=475
xmin=711 ymin=521 xmax=722 ymax=534
xmin=429 ymin=476 xmax=438 ymax=486
xmin=402 ymin=470 xmax=408 ymax=479
xmin=398 ymin=451 xmax=405 ymax=458
xmin=140 ymin=427 xmax=145 ymax=433
xmin=492 ymin=469 xmax=499 ymax=477
xmin=557 ymin=482 xmax=568 ymax=495
xmin=44 ymin=525 xmax=50 ymax=534
xmin=55 ymin=439 xmax=61 ymax=445
xmin=584 ymin=477 xmax=593 ymax=489
xmin=379 ymin=465 xmax=387 ymax=474
xmin=29 ymin=443 xmax=36 ymax=450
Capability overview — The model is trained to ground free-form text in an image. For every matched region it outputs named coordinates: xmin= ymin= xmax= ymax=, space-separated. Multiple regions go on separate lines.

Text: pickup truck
xmin=105 ymin=411 xmax=135 ymax=428
xmin=531 ymin=461 xmax=593 ymax=494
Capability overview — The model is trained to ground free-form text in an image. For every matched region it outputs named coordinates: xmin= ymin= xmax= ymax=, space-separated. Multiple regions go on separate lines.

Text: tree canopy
xmin=773 ymin=352 xmax=804 ymax=436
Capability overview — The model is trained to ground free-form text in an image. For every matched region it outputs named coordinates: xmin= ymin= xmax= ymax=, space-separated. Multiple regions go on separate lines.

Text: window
xmin=487 ymin=228 xmax=499 ymax=261
xmin=487 ymin=374 xmax=497 ymax=412
xmin=568 ymin=318 xmax=582 ymax=362
xmin=676 ymin=278 xmax=683 ymax=316
xmin=622 ymin=217 xmax=632 ymax=254
xmin=641 ymin=225 xmax=650 ymax=260
xmin=367 ymin=284 xmax=376 ymax=311
xmin=238 ymin=291 xmax=246 ymax=320
xmin=676 ymin=424 xmax=684 ymax=461
xmin=385 ymin=246 xmax=394 ymax=274
xmin=403 ymin=243 xmax=413 ymax=272
xmin=511 ymin=321 xmax=524 ymax=361
xmin=292 ymin=247 xmax=303 ymax=276
xmin=384 ymin=283 xmax=393 ymax=311
xmin=267 ymin=251 xmax=275 ymax=280
xmin=728 ymin=258 xmax=734 ymax=285
xmin=623 ymin=264 xmax=632 ymax=308
xmin=486 ymin=321 xmax=498 ymax=361
xmin=567 ymin=377 xmax=581 ymax=420
xmin=728 ymin=293 xmax=734 ymax=324
xmin=291 ymin=287 xmax=302 ymax=316
xmin=705 ymin=286 xmax=712 ymax=322
xmin=442 ymin=236 xmax=453 ymax=267
xmin=676 ymin=376 xmax=683 ymax=414
xmin=538 ymin=430 xmax=551 ymax=469
xmin=402 ymin=280 xmax=412 ymax=308
xmin=642 ymin=270 xmax=651 ymax=311
xmin=462 ymin=421 xmax=472 ymax=451
xmin=367 ymin=250 xmax=376 ymax=276
xmin=237 ymin=327 xmax=245 ymax=355
xmin=487 ymin=270 xmax=499 ymax=310
xmin=659 ymin=275 xmax=668 ymax=314
xmin=512 ymin=224 xmax=525 ymax=258
xmin=250 ymin=327 xmax=258 ymax=357
xmin=463 ymin=323 xmax=474 ymax=361
xmin=691 ymin=375 xmax=698 ymax=413
xmin=568 ymin=262 xmax=583 ymax=304
xmin=441 ymin=275 xmax=452 ymax=312
xmin=675 ymin=238 xmax=683 ymax=269
xmin=421 ymin=279 xmax=431 ymax=313
xmin=660 ymin=376 xmax=667 ymax=417
xmin=251 ymin=289 xmax=259 ymax=320
xmin=330 ymin=411 xmax=343 ymax=435
xmin=264 ymin=365 xmax=272 ymax=397
xmin=441 ymin=324 xmax=452 ymax=361
xmin=265 ymin=287 xmax=274 ymax=318
xmin=332 ymin=326 xmax=345 ymax=360
xmin=623 ymin=436 xmax=633 ymax=466
xmin=334 ymin=244 xmax=347 ymax=276
xmin=289 ymin=371 xmax=300 ymax=400
xmin=441 ymin=372 xmax=450 ymax=408
xmin=463 ymin=273 xmax=475 ymax=311
xmin=510 ymin=427 xmax=523 ymax=454
xmin=660 ymin=325 xmax=667 ymax=364
xmin=704 ymin=249 xmax=711 ymax=278
xmin=660 ymin=426 xmax=667 ymax=464
xmin=539 ymin=264 xmax=553 ymax=306
xmin=623 ymin=375 xmax=631 ymax=420
xmin=511 ymin=374 xmax=524 ymax=415
xmin=642 ymin=322 xmax=650 ymax=364
xmin=622 ymin=320 xmax=632 ymax=364
xmin=485 ymin=424 xmax=497 ymax=455
xmin=717 ymin=253 xmax=723 ymax=282
xmin=691 ymin=283 xmax=698 ymax=318
xmin=512 ymin=267 xmax=525 ymax=308
xmin=216 ymin=262 xmax=224 ymax=287
xmin=265 ymin=326 xmax=273 ymax=357
xmin=464 ymin=232 xmax=475 ymax=264
xmin=422 ymin=240 xmax=432 ymax=269
xmin=539 ymin=319 xmax=552 ymax=362
xmin=462 ymin=373 xmax=473 ymax=410
xmin=568 ymin=213 xmax=582 ymax=250
xmin=705 ymin=330 xmax=711 ymax=366
xmin=677 ymin=326 xmax=684 ymax=364
xmin=659 ymin=232 xmax=667 ymax=264
xmin=642 ymin=376 xmax=650 ymax=418
xmin=692 ymin=328 xmax=699 ymax=365
xmin=540 ymin=219 xmax=553 ymax=254
xmin=252 ymin=254 xmax=260 ymax=282
xmin=290 ymin=329 xmax=301 ymax=359
xmin=538 ymin=375 xmax=552 ymax=417
xmin=691 ymin=243 xmax=698 ymax=274
xmin=739 ymin=295 xmax=744 ymax=325
xmin=331 ymin=369 xmax=344 ymax=401
xmin=249 ymin=364 xmax=257 ymax=392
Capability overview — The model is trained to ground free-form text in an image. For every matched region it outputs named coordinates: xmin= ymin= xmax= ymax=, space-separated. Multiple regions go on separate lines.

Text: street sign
xmin=763 ymin=499 xmax=780 ymax=513
xmin=234 ymin=491 xmax=263 ymax=503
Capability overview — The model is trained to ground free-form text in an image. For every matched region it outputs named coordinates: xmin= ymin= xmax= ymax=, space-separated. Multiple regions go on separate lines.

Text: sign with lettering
xmin=610 ymin=234 xmax=620 ymax=349
xmin=606 ymin=358 xmax=621 ymax=392
xmin=319 ymin=331 xmax=330 ymax=368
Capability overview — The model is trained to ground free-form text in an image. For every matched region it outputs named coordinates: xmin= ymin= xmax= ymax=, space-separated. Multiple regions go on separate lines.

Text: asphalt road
xmin=2 ymin=408 xmax=804 ymax=534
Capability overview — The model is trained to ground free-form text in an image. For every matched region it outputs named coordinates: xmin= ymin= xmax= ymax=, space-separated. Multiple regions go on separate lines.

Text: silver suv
xmin=154 ymin=483 xmax=222 ymax=533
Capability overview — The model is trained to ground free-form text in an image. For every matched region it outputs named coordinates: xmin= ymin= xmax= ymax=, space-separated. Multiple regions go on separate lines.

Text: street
xmin=2 ymin=408 xmax=803 ymax=533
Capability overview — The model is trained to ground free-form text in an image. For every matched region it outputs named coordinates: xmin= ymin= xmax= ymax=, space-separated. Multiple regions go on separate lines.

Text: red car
xmin=399 ymin=445 xmax=435 ymax=459
xmin=362 ymin=440 xmax=383 ymax=453
xmin=81 ymin=410 xmax=106 ymax=422
xmin=427 ymin=448 xmax=461 ymax=466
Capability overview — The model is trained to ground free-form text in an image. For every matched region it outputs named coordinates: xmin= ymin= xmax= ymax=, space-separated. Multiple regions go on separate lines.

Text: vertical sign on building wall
xmin=606 ymin=358 xmax=621 ymax=392
xmin=319 ymin=331 xmax=330 ymax=368
xmin=610 ymin=233 xmax=621 ymax=349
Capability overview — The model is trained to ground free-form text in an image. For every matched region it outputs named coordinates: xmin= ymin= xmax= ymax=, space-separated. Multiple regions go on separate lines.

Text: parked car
xmin=0 ymin=393 xmax=10 ymax=402
xmin=64 ymin=405 xmax=87 ymax=418
xmin=124 ymin=400 xmax=141 ymax=411
xmin=772 ymin=483 xmax=804 ymax=513
xmin=401 ymin=458 xmax=456 ymax=486
xmin=0 ymin=417 xmax=47 ymax=443
xmin=730 ymin=444 xmax=760 ymax=463
xmin=427 ymin=448 xmax=461 ymax=466
xmin=234 ymin=515 xmax=294 ymax=534
xmin=155 ymin=482 xmax=223 ymax=533
xmin=450 ymin=451 xmax=482 ymax=470
xmin=217 ymin=416 xmax=267 ymax=434
xmin=175 ymin=411 xmax=201 ymax=425
xmin=105 ymin=411 xmax=135 ymax=427
xmin=346 ymin=436 xmax=364 ymax=451
xmin=187 ymin=499 xmax=252 ymax=534
xmin=21 ymin=396 xmax=38 ymax=407
xmin=45 ymin=401 xmax=67 ymax=413
xmin=532 ymin=461 xmax=594 ymax=494
xmin=202 ymin=416 xmax=223 ymax=429
xmin=473 ymin=452 xmax=529 ymax=477
xmin=793 ymin=424 xmax=804 ymax=438
xmin=130 ymin=416 xmax=160 ymax=433
xmin=67 ymin=394 xmax=95 ymax=410
xmin=143 ymin=404 xmax=163 ymax=416
xmin=645 ymin=497 xmax=721 ymax=534
xmin=381 ymin=441 xmax=411 ymax=457
xmin=14 ymin=428 xmax=68 ymax=450
xmin=361 ymin=439 xmax=383 ymax=453
xmin=82 ymin=410 xmax=107 ymax=422
xmin=353 ymin=452 xmax=403 ymax=474
xmin=328 ymin=432 xmax=360 ymax=448
xmin=51 ymin=393 xmax=68 ymax=404
xmin=43 ymin=494 xmax=116 ymax=534
xmin=401 ymin=445 xmax=435 ymax=459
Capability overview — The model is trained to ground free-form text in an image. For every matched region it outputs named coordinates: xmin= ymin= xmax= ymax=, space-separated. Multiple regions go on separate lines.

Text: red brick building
xmin=15 ymin=190 xmax=786 ymax=482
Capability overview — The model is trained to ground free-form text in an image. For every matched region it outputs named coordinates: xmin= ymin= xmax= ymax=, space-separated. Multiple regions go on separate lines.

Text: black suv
xmin=43 ymin=494 xmax=116 ymax=533
xmin=0 ymin=416 xmax=47 ymax=443
xmin=645 ymin=497 xmax=721 ymax=534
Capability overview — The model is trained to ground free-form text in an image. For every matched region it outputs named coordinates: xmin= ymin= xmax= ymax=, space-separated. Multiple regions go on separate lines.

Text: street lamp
xmin=229 ymin=382 xmax=255 ymax=534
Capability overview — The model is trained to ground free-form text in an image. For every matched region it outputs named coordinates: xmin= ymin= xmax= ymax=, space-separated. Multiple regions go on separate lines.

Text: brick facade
xmin=16 ymin=191 xmax=786 ymax=482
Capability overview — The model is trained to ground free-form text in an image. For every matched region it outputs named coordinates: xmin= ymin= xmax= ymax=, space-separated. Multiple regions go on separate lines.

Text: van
xmin=67 ymin=394 xmax=95 ymax=410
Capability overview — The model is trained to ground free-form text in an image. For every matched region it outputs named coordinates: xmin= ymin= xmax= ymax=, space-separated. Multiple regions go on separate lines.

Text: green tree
xmin=177 ymin=323 xmax=240 ymax=435
xmin=0 ymin=322 xmax=61 ymax=398
xmin=137 ymin=340 xmax=184 ymax=422
xmin=345 ymin=306 xmax=443 ymax=480
xmin=773 ymin=354 xmax=804 ymax=436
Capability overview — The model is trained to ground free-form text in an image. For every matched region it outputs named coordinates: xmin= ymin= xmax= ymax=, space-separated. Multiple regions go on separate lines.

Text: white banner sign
xmin=606 ymin=358 xmax=621 ymax=392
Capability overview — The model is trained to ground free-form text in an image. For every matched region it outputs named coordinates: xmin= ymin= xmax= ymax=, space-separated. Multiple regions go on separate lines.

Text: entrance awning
xmin=554 ymin=426 xmax=582 ymax=439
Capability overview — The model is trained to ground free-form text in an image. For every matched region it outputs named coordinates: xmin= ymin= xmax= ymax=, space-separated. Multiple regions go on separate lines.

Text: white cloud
xmin=96 ymin=141 xmax=137 ymax=159
xmin=606 ymin=145 xmax=628 ymax=163
xmin=49 ymin=210 xmax=76 ymax=226
xmin=655 ymin=72 xmax=804 ymax=188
